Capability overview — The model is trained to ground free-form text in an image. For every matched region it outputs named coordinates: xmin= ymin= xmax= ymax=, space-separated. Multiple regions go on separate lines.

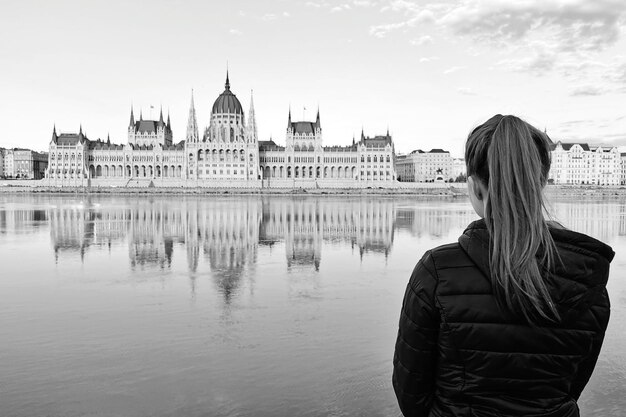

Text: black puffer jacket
xmin=393 ymin=219 xmax=614 ymax=417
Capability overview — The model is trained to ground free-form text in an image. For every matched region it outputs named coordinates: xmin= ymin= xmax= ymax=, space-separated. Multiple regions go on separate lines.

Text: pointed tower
xmin=225 ymin=70 xmax=230 ymax=91
xmin=247 ymin=90 xmax=258 ymax=143
xmin=186 ymin=89 xmax=199 ymax=144
xmin=128 ymin=106 xmax=136 ymax=145
xmin=287 ymin=107 xmax=292 ymax=129
xmin=167 ymin=110 xmax=171 ymax=130
xmin=140 ymin=109 xmax=143 ymax=121
xmin=315 ymin=107 xmax=321 ymax=130
xmin=51 ymin=124 xmax=58 ymax=144
xmin=158 ymin=106 xmax=164 ymax=130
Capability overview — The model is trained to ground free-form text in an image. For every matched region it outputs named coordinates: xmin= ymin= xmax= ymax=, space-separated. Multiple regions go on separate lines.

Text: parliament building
xmin=47 ymin=73 xmax=397 ymax=188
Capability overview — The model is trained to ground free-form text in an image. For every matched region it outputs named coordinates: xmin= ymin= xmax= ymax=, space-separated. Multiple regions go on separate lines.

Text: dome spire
xmin=225 ymin=69 xmax=230 ymax=90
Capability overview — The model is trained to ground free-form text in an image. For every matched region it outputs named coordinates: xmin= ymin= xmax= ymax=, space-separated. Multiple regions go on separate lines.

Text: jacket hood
xmin=458 ymin=219 xmax=614 ymax=311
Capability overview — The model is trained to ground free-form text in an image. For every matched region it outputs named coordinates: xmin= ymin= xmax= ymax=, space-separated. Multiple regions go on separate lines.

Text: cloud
xmin=262 ymin=13 xmax=278 ymax=20
xmin=419 ymin=56 xmax=439 ymax=62
xmin=353 ymin=0 xmax=375 ymax=6
xmin=229 ymin=29 xmax=243 ymax=36
xmin=457 ymin=87 xmax=477 ymax=95
xmin=331 ymin=6 xmax=344 ymax=12
xmin=557 ymin=117 xmax=626 ymax=144
xmin=370 ymin=9 xmax=435 ymax=38
xmin=443 ymin=66 xmax=466 ymax=74
xmin=570 ymin=85 xmax=607 ymax=96
xmin=370 ymin=0 xmax=626 ymax=90
xmin=497 ymin=51 xmax=557 ymax=76
xmin=410 ymin=35 xmax=433 ymax=45
xmin=439 ymin=0 xmax=625 ymax=53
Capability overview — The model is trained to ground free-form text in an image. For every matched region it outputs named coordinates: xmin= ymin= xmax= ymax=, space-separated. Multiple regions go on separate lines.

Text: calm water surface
xmin=0 ymin=194 xmax=625 ymax=417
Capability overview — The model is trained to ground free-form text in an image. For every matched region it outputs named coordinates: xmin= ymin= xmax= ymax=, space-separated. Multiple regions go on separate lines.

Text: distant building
xmin=0 ymin=148 xmax=47 ymax=179
xmin=452 ymin=158 xmax=466 ymax=181
xmin=549 ymin=141 xmax=621 ymax=185
xmin=47 ymin=72 xmax=397 ymax=188
xmin=395 ymin=148 xmax=453 ymax=182
xmin=3 ymin=149 xmax=14 ymax=178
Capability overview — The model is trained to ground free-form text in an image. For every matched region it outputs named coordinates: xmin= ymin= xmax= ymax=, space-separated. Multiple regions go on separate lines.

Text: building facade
xmin=3 ymin=149 xmax=14 ymax=178
xmin=47 ymin=73 xmax=397 ymax=188
xmin=549 ymin=141 xmax=621 ymax=185
xmin=0 ymin=148 xmax=48 ymax=179
xmin=258 ymin=120 xmax=396 ymax=187
xmin=395 ymin=148 xmax=453 ymax=182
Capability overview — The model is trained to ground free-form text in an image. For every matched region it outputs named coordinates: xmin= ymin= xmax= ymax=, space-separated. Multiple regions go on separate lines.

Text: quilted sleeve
xmin=392 ymin=251 xmax=440 ymax=417
xmin=570 ymin=286 xmax=611 ymax=400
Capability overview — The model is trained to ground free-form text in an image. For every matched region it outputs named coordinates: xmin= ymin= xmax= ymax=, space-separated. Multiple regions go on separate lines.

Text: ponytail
xmin=466 ymin=115 xmax=559 ymax=323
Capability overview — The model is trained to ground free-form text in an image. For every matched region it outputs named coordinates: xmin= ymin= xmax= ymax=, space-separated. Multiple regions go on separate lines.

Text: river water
xmin=0 ymin=194 xmax=624 ymax=417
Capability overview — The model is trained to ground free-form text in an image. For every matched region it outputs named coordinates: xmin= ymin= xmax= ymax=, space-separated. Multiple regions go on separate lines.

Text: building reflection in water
xmin=549 ymin=199 xmax=626 ymax=242
xmin=2 ymin=194 xmax=618 ymax=303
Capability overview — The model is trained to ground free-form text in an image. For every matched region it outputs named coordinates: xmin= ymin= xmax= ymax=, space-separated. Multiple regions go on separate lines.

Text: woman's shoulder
xmin=422 ymin=241 xmax=476 ymax=272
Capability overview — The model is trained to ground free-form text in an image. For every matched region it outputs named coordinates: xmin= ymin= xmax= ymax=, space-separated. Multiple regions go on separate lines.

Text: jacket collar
xmin=459 ymin=218 xmax=614 ymax=264
xmin=458 ymin=219 xmax=615 ymax=296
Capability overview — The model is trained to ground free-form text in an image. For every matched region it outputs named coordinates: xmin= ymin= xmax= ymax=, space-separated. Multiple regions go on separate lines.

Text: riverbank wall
xmin=2 ymin=179 xmax=626 ymax=197
xmin=0 ymin=179 xmax=464 ymax=195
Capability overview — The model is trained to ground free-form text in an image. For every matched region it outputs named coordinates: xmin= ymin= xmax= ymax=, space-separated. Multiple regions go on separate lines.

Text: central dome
xmin=212 ymin=72 xmax=243 ymax=115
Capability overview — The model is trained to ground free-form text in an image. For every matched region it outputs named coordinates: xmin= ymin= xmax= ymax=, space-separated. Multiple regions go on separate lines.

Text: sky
xmin=1 ymin=0 xmax=625 ymax=157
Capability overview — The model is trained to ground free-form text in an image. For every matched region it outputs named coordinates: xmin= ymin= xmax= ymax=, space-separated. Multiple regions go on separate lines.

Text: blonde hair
xmin=465 ymin=114 xmax=559 ymax=323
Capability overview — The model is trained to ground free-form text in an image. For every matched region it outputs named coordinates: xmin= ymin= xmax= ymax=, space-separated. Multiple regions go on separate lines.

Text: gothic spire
xmin=315 ymin=107 xmax=320 ymax=129
xmin=225 ymin=70 xmax=230 ymax=90
xmin=52 ymin=124 xmax=58 ymax=143
xmin=140 ymin=109 xmax=143 ymax=121
xmin=159 ymin=106 xmax=164 ymax=125
xmin=288 ymin=106 xmax=292 ymax=128
xmin=186 ymin=89 xmax=199 ymax=143
xmin=247 ymin=90 xmax=258 ymax=142
xmin=167 ymin=110 xmax=171 ymax=129
xmin=129 ymin=106 xmax=135 ymax=126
